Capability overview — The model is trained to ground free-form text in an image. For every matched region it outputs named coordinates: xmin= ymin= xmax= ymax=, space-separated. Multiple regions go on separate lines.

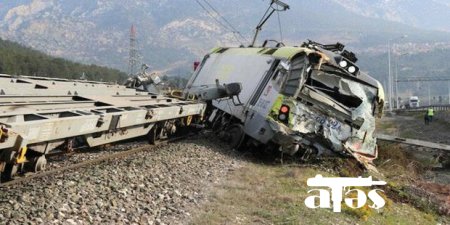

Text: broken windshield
xmin=306 ymin=66 xmax=377 ymax=111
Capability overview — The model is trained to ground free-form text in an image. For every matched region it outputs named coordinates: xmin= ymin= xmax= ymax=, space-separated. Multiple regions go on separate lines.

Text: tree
xmin=0 ymin=38 xmax=127 ymax=82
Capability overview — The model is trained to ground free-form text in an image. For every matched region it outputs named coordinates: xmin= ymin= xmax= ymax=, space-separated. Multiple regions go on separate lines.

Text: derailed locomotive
xmin=0 ymin=40 xmax=385 ymax=182
xmin=184 ymin=41 xmax=385 ymax=168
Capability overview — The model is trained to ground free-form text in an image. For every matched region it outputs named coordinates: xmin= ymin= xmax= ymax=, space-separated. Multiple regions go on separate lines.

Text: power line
xmin=194 ymin=0 xmax=245 ymax=45
xmin=194 ymin=0 xmax=229 ymax=31
xmin=201 ymin=0 xmax=249 ymax=43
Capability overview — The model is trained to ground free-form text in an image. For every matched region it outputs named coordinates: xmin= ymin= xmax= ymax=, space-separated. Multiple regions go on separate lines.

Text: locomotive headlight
xmin=348 ymin=66 xmax=356 ymax=73
xmin=336 ymin=56 xmax=359 ymax=75
xmin=339 ymin=60 xmax=348 ymax=68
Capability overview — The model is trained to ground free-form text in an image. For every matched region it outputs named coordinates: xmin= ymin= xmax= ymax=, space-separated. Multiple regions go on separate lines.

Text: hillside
xmin=331 ymin=0 xmax=450 ymax=32
xmin=0 ymin=38 xmax=127 ymax=82
xmin=1 ymin=0 xmax=449 ymax=76
xmin=358 ymin=48 xmax=450 ymax=99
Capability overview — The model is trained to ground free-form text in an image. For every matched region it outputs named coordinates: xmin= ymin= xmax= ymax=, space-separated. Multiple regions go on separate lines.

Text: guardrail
xmin=376 ymin=134 xmax=450 ymax=152
xmin=396 ymin=105 xmax=450 ymax=112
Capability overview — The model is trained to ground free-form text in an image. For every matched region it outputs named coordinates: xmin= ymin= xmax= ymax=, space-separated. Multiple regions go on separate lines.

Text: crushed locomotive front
xmin=184 ymin=41 xmax=385 ymax=168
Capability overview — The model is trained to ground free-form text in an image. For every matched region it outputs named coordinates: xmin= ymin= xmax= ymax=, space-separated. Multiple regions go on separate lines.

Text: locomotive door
xmin=243 ymin=59 xmax=283 ymax=143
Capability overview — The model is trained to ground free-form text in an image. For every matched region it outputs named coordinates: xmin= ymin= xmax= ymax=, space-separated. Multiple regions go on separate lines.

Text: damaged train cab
xmin=184 ymin=41 xmax=385 ymax=168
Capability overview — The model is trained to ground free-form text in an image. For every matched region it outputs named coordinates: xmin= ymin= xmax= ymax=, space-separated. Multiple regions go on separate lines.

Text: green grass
xmin=376 ymin=121 xmax=396 ymax=131
xmin=190 ymin=163 xmax=447 ymax=225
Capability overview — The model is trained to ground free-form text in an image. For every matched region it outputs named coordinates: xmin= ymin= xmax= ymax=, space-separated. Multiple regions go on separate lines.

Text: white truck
xmin=409 ymin=96 xmax=420 ymax=108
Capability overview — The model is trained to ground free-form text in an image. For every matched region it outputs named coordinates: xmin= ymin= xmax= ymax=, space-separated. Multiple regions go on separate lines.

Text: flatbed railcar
xmin=0 ymin=74 xmax=207 ymax=181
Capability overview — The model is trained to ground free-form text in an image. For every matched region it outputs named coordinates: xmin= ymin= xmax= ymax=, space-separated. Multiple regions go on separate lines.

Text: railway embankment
xmin=1 ymin=119 xmax=449 ymax=224
xmin=0 ymin=134 xmax=242 ymax=224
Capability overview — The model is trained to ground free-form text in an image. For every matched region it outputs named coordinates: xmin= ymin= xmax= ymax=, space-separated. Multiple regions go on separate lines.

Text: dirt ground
xmin=190 ymin=160 xmax=449 ymax=225
xmin=378 ymin=110 xmax=450 ymax=144
xmin=187 ymin=111 xmax=450 ymax=224
xmin=375 ymin=110 xmax=450 ymax=215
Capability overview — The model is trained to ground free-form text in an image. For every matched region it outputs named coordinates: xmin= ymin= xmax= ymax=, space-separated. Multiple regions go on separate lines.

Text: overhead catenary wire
xmin=194 ymin=0 xmax=230 ymax=32
xmin=201 ymin=0 xmax=250 ymax=43
xmin=194 ymin=0 xmax=246 ymax=45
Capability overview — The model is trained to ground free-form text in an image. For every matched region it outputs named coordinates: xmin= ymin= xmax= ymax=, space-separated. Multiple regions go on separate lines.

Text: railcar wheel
xmin=177 ymin=118 xmax=191 ymax=136
xmin=33 ymin=156 xmax=47 ymax=172
xmin=211 ymin=117 xmax=223 ymax=133
xmin=211 ymin=112 xmax=227 ymax=133
xmin=1 ymin=163 xmax=19 ymax=181
xmin=226 ymin=124 xmax=245 ymax=150
xmin=148 ymin=125 xmax=161 ymax=145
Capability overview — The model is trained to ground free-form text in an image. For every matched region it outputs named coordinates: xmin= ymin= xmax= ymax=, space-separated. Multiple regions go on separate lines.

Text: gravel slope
xmin=0 ymin=134 xmax=241 ymax=225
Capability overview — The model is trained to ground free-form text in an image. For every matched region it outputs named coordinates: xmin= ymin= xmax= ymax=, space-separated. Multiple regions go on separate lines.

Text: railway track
xmin=0 ymin=130 xmax=240 ymax=224
xmin=3 ymin=129 xmax=448 ymax=188
xmin=0 ymin=134 xmax=192 ymax=188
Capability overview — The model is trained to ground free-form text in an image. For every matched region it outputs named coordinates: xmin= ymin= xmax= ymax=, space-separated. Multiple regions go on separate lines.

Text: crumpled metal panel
xmin=268 ymin=74 xmax=379 ymax=166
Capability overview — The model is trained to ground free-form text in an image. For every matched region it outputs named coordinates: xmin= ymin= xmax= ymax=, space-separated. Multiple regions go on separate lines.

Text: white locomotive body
xmin=184 ymin=41 xmax=385 ymax=168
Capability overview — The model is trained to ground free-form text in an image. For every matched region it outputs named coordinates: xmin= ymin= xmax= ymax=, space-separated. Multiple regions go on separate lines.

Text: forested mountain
xmin=0 ymin=38 xmax=127 ymax=82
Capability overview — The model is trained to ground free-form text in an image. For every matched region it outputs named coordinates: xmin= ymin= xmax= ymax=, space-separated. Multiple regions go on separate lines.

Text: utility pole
xmin=387 ymin=35 xmax=407 ymax=111
xmin=128 ymin=24 xmax=141 ymax=77
xmin=388 ymin=40 xmax=392 ymax=111
xmin=395 ymin=59 xmax=399 ymax=109
xmin=395 ymin=53 xmax=408 ymax=109
xmin=428 ymin=83 xmax=431 ymax=105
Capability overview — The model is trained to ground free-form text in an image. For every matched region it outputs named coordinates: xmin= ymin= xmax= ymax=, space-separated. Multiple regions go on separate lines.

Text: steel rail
xmin=0 ymin=134 xmax=192 ymax=187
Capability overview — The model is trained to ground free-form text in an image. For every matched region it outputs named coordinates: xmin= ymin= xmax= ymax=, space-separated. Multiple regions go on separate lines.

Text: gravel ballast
xmin=0 ymin=134 xmax=241 ymax=224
